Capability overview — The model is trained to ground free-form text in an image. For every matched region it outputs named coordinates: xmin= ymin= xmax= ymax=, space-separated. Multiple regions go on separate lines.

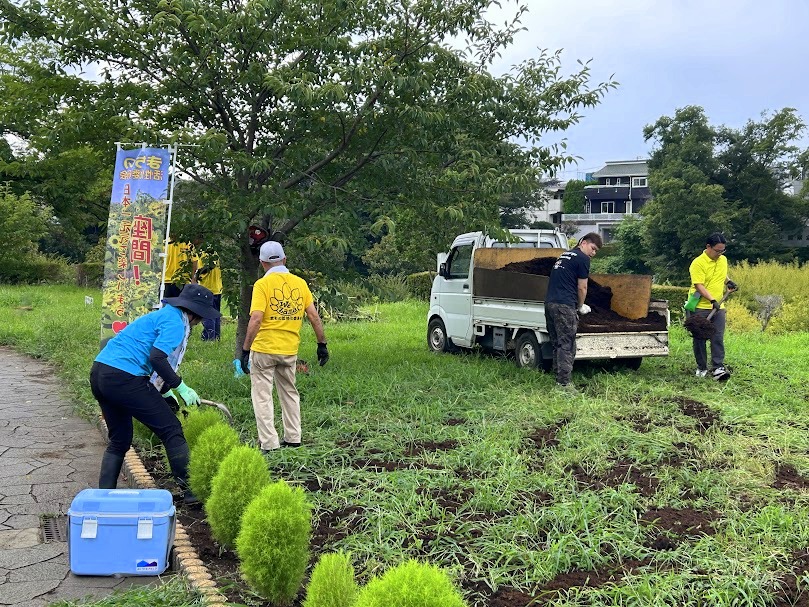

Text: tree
xmin=641 ymin=106 xmax=808 ymax=280
xmin=561 ymin=178 xmax=595 ymax=214
xmin=0 ymin=0 xmax=615 ymax=354
xmin=0 ymin=185 xmax=49 ymax=262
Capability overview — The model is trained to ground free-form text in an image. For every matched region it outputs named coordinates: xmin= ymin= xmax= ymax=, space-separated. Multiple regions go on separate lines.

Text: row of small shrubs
xmin=182 ymin=409 xmax=468 ymax=606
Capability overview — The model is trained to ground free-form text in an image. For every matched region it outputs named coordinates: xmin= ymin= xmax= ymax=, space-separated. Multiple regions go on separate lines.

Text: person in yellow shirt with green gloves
xmin=687 ymin=233 xmax=738 ymax=380
xmin=195 ymin=251 xmax=223 ymax=341
xmin=240 ymin=241 xmax=328 ymax=452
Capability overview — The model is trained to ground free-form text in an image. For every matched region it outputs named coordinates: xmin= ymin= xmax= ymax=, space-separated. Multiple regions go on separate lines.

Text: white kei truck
xmin=427 ymin=229 xmax=670 ymax=370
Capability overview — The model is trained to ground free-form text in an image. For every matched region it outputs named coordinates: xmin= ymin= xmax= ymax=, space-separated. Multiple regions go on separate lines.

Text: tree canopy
xmin=638 ymin=105 xmax=808 ymax=280
xmin=561 ymin=178 xmax=595 ymax=214
xmin=0 ymin=0 xmax=615 ymax=350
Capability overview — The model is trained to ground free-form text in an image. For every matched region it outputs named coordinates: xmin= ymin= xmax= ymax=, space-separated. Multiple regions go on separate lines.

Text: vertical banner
xmin=100 ymin=147 xmax=172 ymax=345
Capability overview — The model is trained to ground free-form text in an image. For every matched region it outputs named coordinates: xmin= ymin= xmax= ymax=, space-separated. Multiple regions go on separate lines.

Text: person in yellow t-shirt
xmin=241 ymin=241 xmax=328 ymax=452
xmin=687 ymin=233 xmax=738 ymax=380
xmin=163 ymin=240 xmax=197 ymax=298
xmin=195 ymin=252 xmax=223 ymax=341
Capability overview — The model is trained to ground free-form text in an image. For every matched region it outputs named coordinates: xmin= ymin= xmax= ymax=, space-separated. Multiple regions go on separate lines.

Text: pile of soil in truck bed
xmin=501 ymin=258 xmax=667 ymax=333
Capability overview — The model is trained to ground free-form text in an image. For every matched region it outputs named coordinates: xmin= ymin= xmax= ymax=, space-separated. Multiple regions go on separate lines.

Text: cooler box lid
xmin=68 ymin=489 xmax=175 ymax=518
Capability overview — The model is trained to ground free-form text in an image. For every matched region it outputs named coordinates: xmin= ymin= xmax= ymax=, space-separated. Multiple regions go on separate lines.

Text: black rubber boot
xmin=166 ymin=443 xmax=200 ymax=506
xmin=98 ymin=452 xmax=124 ymax=489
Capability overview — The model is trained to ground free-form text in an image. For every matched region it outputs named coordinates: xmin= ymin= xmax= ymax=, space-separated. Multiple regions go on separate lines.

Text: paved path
xmin=0 ymin=348 xmax=159 ymax=606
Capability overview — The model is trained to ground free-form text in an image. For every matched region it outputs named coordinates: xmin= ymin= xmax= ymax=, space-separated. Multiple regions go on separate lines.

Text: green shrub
xmin=651 ymin=284 xmax=689 ymax=322
xmin=405 ymin=271 xmax=434 ymax=301
xmin=76 ymin=262 xmax=104 ymax=287
xmin=205 ymin=446 xmax=271 ymax=548
xmin=767 ymin=297 xmax=809 ymax=334
xmin=188 ymin=423 xmax=240 ymax=503
xmin=650 ymin=284 xmax=689 ymax=305
xmin=730 ymin=260 xmax=809 ymax=308
xmin=302 ymin=551 xmax=359 ymax=607
xmin=725 ymin=300 xmax=759 ymax=333
xmin=353 ymin=559 xmax=467 ymax=607
xmin=182 ymin=408 xmax=226 ymax=451
xmin=367 ymin=273 xmax=411 ymax=302
xmin=236 ymin=481 xmax=312 ymax=605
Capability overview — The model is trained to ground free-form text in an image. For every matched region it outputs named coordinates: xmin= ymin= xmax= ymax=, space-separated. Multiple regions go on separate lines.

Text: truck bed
xmin=472 ymin=297 xmax=669 ymax=359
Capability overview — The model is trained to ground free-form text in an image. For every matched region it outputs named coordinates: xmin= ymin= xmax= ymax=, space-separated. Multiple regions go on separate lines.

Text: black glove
xmin=726 ymin=280 xmax=738 ymax=291
xmin=162 ymin=391 xmax=180 ymax=413
xmin=240 ymin=349 xmax=251 ymax=375
xmin=710 ymin=299 xmax=721 ymax=311
xmin=317 ymin=342 xmax=329 ymax=366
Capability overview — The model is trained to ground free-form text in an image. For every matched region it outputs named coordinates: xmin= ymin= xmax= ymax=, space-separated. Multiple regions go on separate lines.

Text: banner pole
xmin=159 ymin=143 xmax=179 ymax=307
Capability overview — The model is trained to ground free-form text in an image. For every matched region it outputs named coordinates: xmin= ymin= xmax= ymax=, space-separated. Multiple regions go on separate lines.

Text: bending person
xmin=90 ymin=284 xmax=221 ymax=504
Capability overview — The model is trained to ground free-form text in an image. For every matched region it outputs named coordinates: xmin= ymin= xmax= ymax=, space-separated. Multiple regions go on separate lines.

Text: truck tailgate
xmin=575 ymin=331 xmax=669 ymax=360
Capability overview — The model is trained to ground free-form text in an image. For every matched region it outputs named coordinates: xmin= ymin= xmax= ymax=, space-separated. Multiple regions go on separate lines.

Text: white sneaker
xmin=712 ymin=367 xmax=730 ymax=380
xmin=695 ymin=369 xmax=708 ymax=378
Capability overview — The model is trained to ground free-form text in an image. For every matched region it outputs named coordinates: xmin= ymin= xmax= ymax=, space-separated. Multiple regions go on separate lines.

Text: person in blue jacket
xmin=90 ymin=284 xmax=221 ymax=504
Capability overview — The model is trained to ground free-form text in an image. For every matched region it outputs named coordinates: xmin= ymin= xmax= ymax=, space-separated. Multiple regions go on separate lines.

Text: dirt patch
xmin=525 ymin=419 xmax=569 ymax=449
xmin=446 ymin=418 xmax=466 ymax=426
xmin=567 ymin=459 xmax=660 ymax=497
xmin=772 ymin=463 xmax=809 ymax=490
xmin=640 ymin=506 xmax=719 ymax=550
xmin=404 ymin=439 xmax=459 ymax=456
xmin=668 ymin=396 xmax=720 ymax=433
xmin=773 ymin=549 xmax=809 ymax=607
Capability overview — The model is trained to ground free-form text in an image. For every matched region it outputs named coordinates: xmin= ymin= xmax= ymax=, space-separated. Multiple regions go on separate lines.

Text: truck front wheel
xmin=428 ymin=318 xmax=458 ymax=353
xmin=514 ymin=332 xmax=541 ymax=369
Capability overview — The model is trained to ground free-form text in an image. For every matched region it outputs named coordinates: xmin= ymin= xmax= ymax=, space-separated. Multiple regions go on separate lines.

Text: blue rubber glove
xmin=175 ymin=381 xmax=200 ymax=406
xmin=233 ymin=359 xmax=245 ymax=378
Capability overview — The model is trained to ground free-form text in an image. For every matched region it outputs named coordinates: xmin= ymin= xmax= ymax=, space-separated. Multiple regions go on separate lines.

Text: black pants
xmin=545 ymin=302 xmax=579 ymax=385
xmin=201 ymin=294 xmax=222 ymax=341
xmin=90 ymin=362 xmax=189 ymax=486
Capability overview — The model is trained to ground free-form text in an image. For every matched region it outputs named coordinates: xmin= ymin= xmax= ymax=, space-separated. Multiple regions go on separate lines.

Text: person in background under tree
xmin=687 ymin=233 xmax=737 ymax=380
xmin=544 ymin=232 xmax=602 ymax=391
xmin=239 ymin=241 xmax=329 ymax=452
xmin=195 ymin=250 xmax=223 ymax=341
xmin=162 ymin=239 xmax=197 ymax=298
xmin=91 ymin=284 xmax=221 ymax=504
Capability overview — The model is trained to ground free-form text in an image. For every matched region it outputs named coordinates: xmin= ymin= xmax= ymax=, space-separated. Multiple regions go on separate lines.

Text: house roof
xmin=592 ymin=160 xmax=649 ymax=178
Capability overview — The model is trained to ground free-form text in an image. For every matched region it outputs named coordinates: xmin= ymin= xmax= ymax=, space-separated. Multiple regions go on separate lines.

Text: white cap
xmin=259 ymin=240 xmax=285 ymax=262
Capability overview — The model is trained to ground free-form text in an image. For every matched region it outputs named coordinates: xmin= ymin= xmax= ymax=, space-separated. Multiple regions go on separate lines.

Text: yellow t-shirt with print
xmin=250 ymin=271 xmax=314 ymax=355
xmin=164 ymin=241 xmax=194 ymax=285
xmin=196 ymin=253 xmax=223 ymax=295
xmin=688 ymin=251 xmax=728 ymax=310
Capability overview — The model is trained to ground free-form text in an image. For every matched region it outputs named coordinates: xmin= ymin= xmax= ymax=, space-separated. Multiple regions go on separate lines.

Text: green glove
xmin=175 ymin=381 xmax=200 ymax=406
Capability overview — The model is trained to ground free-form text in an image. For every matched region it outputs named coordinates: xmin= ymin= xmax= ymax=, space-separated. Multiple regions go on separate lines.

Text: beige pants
xmin=250 ymin=352 xmax=300 ymax=450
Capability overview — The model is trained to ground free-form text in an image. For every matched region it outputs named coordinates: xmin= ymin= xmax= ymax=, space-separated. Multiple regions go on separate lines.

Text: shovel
xmin=199 ymin=399 xmax=234 ymax=425
xmin=683 ymin=292 xmax=732 ymax=339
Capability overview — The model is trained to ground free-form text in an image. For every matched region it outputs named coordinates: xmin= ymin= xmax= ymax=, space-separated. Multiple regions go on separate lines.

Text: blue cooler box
xmin=68 ymin=488 xmax=176 ymax=576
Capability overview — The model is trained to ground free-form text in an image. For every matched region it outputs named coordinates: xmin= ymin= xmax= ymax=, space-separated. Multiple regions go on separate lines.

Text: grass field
xmin=2 ymin=285 xmax=808 ymax=606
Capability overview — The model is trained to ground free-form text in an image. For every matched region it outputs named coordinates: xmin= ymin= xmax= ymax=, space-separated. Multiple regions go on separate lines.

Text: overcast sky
xmin=481 ymin=0 xmax=809 ymax=180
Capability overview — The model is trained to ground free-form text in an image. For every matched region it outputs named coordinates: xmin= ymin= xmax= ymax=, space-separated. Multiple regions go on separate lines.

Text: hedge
xmin=76 ymin=262 xmax=105 ymax=288
xmin=406 ymin=271 xmax=435 ymax=301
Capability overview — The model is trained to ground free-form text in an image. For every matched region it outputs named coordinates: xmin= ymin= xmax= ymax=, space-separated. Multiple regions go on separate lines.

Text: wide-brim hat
xmin=163 ymin=284 xmax=221 ymax=319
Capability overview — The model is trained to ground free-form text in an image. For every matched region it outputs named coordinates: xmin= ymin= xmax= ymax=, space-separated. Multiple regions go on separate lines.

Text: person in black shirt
xmin=544 ymin=232 xmax=602 ymax=389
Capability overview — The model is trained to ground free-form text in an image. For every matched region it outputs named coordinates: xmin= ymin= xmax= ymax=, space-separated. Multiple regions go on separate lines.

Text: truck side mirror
xmin=439 ymin=262 xmax=448 ymax=278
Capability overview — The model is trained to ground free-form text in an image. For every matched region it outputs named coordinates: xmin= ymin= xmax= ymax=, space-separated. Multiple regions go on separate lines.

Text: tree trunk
xmin=235 ymin=240 xmax=260 ymax=359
